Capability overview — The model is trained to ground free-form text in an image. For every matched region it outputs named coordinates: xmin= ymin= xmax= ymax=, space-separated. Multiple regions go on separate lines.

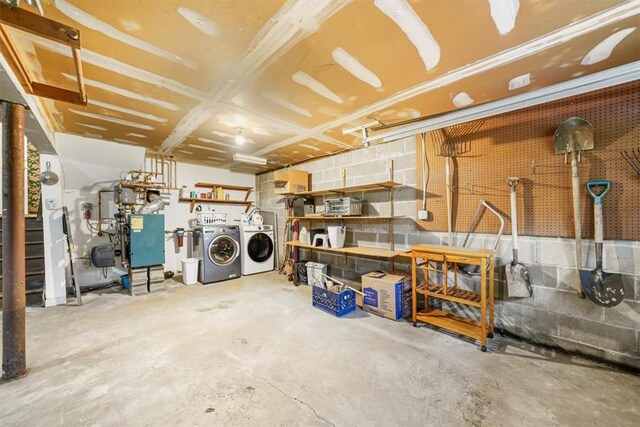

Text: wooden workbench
xmin=410 ymin=244 xmax=495 ymax=351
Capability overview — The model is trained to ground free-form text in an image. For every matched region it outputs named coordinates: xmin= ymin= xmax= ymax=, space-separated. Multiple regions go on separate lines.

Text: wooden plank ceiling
xmin=6 ymin=0 xmax=640 ymax=173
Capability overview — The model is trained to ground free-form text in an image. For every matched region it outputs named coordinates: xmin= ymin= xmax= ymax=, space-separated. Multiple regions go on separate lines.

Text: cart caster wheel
xmin=412 ymin=322 xmax=417 ymax=327
xmin=481 ymin=345 xmax=487 ymax=352
xmin=488 ymin=333 xmax=494 ymax=339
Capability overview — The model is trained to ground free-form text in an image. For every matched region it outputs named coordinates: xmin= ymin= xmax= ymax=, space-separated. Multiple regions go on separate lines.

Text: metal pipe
xmin=2 ymin=102 xmax=27 ymax=381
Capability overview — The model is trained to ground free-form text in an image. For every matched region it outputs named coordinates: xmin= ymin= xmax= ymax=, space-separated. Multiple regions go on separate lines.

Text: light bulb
xmin=234 ymin=127 xmax=245 ymax=145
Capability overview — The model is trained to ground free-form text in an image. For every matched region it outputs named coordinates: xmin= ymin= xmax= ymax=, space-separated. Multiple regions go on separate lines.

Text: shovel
xmin=554 ymin=117 xmax=594 ymax=298
xmin=579 ymin=181 xmax=624 ymax=307
xmin=505 ymin=177 xmax=532 ymax=297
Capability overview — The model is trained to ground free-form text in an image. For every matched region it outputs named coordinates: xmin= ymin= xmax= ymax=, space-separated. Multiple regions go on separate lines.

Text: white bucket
xmin=182 ymin=258 xmax=199 ymax=285
xmin=327 ymin=225 xmax=346 ymax=249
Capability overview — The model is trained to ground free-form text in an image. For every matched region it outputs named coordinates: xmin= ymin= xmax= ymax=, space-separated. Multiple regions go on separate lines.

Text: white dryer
xmin=239 ymin=225 xmax=275 ymax=275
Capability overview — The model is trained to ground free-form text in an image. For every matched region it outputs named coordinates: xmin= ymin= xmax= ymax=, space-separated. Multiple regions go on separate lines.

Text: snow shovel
xmin=579 ymin=181 xmax=624 ymax=307
xmin=505 ymin=177 xmax=532 ymax=297
xmin=554 ymin=117 xmax=594 ymax=298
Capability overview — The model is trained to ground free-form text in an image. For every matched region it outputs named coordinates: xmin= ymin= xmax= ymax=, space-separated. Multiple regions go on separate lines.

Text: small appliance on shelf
xmin=324 ymin=197 xmax=362 ymax=216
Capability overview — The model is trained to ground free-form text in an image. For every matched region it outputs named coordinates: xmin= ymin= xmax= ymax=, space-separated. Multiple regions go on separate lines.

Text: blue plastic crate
xmin=312 ymin=286 xmax=356 ymax=317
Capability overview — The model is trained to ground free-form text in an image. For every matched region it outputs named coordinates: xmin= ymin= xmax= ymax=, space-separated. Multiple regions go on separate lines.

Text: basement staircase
xmin=0 ymin=217 xmax=46 ymax=306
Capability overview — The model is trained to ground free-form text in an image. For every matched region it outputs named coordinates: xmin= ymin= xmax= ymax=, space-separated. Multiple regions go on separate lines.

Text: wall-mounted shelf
xmin=283 ymin=161 xmax=405 ymax=269
xmin=286 ymin=215 xmax=405 ymax=221
xmin=286 ymin=240 xmax=408 ymax=259
xmin=178 ymin=198 xmax=252 ymax=213
xmin=194 ymin=182 xmax=253 ymax=201
xmin=281 ymin=180 xmax=401 ymax=197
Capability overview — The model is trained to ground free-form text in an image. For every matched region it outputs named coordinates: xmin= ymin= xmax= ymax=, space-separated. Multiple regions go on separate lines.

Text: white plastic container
xmin=306 ymin=262 xmax=328 ymax=288
xmin=327 ymin=225 xmax=346 ymax=248
xmin=182 ymin=258 xmax=199 ymax=285
xmin=299 ymin=227 xmax=310 ymax=245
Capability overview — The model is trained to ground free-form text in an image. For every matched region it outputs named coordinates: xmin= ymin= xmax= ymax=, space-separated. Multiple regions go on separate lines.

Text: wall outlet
xmin=418 ymin=210 xmax=430 ymax=221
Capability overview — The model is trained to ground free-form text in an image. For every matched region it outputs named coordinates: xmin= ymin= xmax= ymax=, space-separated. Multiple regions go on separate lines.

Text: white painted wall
xmin=56 ymin=133 xmax=145 ymax=285
xmin=148 ymin=159 xmax=255 ymax=273
xmin=39 ymin=154 xmax=66 ymax=306
xmin=54 ymin=133 xmax=256 ymax=287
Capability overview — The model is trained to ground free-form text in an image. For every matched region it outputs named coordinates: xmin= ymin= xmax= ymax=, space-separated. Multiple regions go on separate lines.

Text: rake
xmin=430 ymin=120 xmax=485 ymax=245
xmin=621 ymin=147 xmax=640 ymax=175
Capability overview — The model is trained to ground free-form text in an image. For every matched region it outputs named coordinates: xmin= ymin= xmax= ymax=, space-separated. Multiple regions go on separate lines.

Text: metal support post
xmin=1 ymin=101 xmax=28 ymax=381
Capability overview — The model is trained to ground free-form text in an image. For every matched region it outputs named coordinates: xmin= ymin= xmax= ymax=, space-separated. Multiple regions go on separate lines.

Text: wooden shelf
xmin=416 ymin=283 xmax=481 ymax=307
xmin=286 ymin=215 xmax=405 ymax=221
xmin=194 ymin=183 xmax=252 ymax=192
xmin=178 ymin=198 xmax=252 ymax=213
xmin=415 ymin=308 xmax=485 ymax=340
xmin=194 ymin=182 xmax=253 ymax=201
xmin=281 ymin=180 xmax=402 ymax=197
xmin=286 ymin=240 xmax=408 ymax=259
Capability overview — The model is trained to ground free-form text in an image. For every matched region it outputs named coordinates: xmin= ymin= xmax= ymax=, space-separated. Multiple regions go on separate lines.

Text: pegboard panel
xmin=416 ymin=81 xmax=639 ymax=241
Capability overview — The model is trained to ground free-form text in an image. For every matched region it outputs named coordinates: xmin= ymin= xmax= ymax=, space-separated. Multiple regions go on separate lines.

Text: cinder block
xmin=557 ymin=267 xmax=582 ymax=293
xmin=539 ymin=239 xmax=575 ymax=267
xmin=603 ymin=349 xmax=640 ymax=371
xmin=526 ymin=265 xmax=557 ymax=288
xmin=375 ymin=141 xmax=398 ymax=156
xmin=621 ymin=274 xmax=637 ymax=301
xmin=403 ymin=170 xmax=417 ymax=186
xmin=355 ymin=257 xmax=389 ymax=274
xmin=354 ymin=231 xmax=377 ymax=246
xmin=603 ymin=300 xmax=640 ymax=329
xmin=602 ymin=242 xmax=640 ymax=275
xmin=537 ymin=287 xmax=604 ymax=322
xmin=404 ymin=137 xmax=417 ymax=154
xmin=517 ymin=305 xmax=561 ymax=345
xmin=361 ymin=161 xmax=379 ymax=176
xmin=332 ymin=151 xmax=353 ymax=167
xmin=376 ymin=233 xmax=406 ymax=246
xmin=550 ymin=336 xmax=606 ymax=360
xmin=558 ymin=315 xmax=637 ymax=354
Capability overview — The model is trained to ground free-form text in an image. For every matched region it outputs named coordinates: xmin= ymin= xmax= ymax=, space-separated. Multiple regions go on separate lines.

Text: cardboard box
xmin=362 ymin=271 xmax=407 ymax=321
xmin=274 ymin=169 xmax=309 ymax=195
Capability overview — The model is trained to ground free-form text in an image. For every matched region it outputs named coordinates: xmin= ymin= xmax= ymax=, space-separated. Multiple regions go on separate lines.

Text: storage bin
xmin=182 ymin=258 xmax=199 ymax=285
xmin=306 ymin=262 xmax=328 ymax=287
xmin=312 ymin=286 xmax=356 ymax=317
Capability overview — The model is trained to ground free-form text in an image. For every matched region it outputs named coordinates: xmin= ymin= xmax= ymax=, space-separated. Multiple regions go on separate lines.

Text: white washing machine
xmin=240 ymin=225 xmax=275 ymax=275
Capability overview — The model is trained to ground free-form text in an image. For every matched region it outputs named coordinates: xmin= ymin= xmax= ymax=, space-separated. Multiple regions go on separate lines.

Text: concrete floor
xmin=1 ymin=272 xmax=638 ymax=426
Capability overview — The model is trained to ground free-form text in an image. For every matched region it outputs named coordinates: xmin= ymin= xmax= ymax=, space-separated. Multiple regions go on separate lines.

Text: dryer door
xmin=247 ymin=233 xmax=274 ymax=263
xmin=208 ymin=235 xmax=239 ymax=266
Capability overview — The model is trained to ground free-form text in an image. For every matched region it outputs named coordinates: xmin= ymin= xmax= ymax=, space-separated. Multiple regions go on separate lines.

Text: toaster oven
xmin=324 ymin=197 xmax=362 ymax=216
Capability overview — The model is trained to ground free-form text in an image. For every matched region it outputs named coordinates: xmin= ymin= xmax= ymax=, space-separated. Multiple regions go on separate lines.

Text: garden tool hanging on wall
xmin=554 ymin=117 xmax=594 ymax=299
xmin=579 ymin=181 xmax=624 ymax=307
xmin=505 ymin=177 xmax=532 ymax=297
xmin=431 ymin=120 xmax=484 ymax=245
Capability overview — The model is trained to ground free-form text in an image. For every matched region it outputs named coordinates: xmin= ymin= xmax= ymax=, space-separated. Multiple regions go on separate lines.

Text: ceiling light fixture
xmin=232 ymin=153 xmax=267 ymax=165
xmin=234 ymin=127 xmax=246 ymax=145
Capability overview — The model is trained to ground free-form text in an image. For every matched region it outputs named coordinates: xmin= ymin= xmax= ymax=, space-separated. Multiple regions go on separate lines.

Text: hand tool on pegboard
xmin=505 ymin=177 xmax=532 ymax=298
xmin=621 ymin=147 xmax=640 ymax=176
xmin=553 ymin=117 xmax=594 ymax=299
xmin=579 ymin=181 xmax=624 ymax=307
xmin=432 ymin=120 xmax=484 ymax=245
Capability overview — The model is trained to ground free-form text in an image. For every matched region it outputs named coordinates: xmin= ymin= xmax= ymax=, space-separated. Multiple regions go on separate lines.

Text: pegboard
xmin=416 ymin=81 xmax=639 ymax=241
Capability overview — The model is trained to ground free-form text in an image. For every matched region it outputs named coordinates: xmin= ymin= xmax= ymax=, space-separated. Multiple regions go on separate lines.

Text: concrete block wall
xmin=257 ymin=138 xmax=640 ymax=370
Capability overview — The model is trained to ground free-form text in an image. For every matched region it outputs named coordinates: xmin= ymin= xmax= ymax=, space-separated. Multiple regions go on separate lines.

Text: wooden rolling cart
xmin=410 ymin=244 xmax=495 ymax=351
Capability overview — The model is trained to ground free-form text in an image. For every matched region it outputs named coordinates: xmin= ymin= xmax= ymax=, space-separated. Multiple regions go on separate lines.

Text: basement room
xmin=0 ymin=0 xmax=638 ymax=425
